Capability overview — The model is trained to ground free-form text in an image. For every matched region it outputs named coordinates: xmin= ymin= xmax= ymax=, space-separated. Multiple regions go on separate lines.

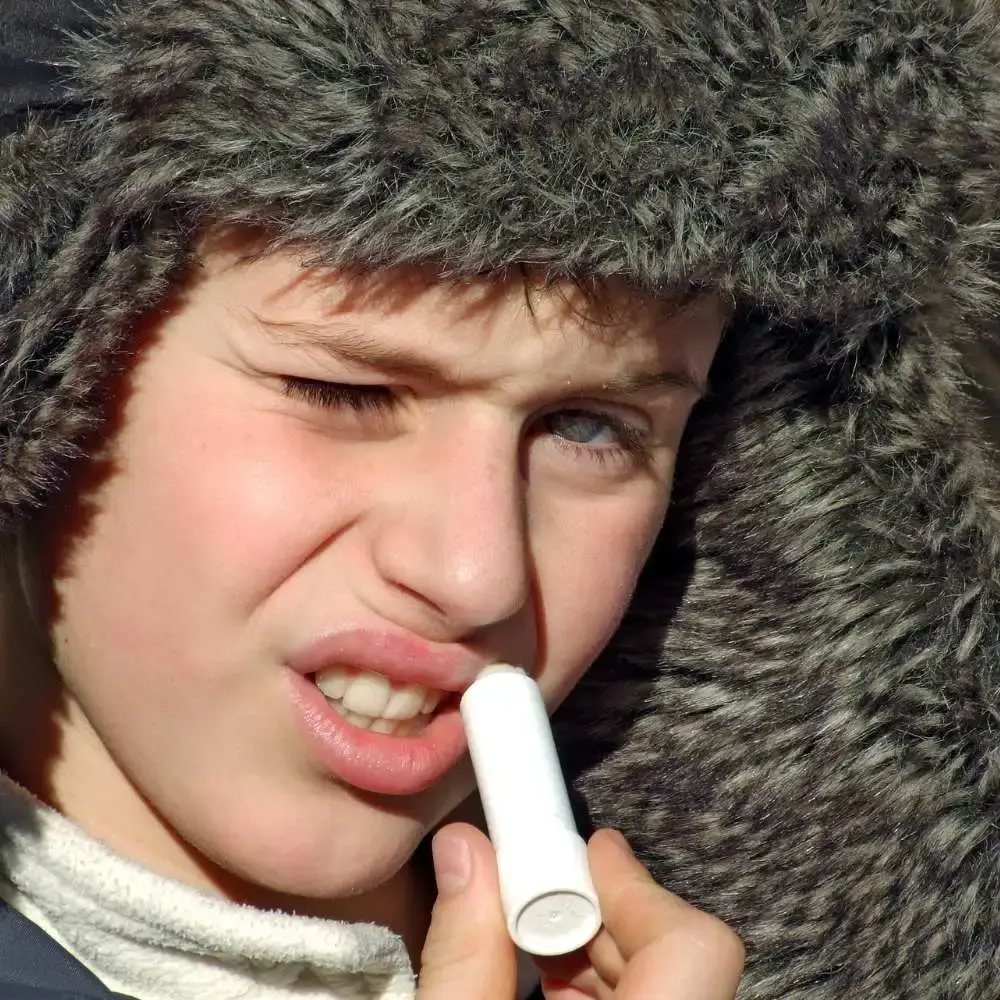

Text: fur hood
xmin=3 ymin=1 xmax=1000 ymax=996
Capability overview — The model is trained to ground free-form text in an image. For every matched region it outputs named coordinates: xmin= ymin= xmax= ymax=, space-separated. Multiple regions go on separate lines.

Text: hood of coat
xmin=2 ymin=2 xmax=1000 ymax=998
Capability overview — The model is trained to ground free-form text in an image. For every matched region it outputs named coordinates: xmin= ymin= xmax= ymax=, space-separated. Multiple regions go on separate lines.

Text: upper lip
xmin=286 ymin=627 xmax=495 ymax=694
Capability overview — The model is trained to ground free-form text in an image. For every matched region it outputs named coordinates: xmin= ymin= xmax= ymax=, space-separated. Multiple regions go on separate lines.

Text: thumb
xmin=418 ymin=823 xmax=518 ymax=1000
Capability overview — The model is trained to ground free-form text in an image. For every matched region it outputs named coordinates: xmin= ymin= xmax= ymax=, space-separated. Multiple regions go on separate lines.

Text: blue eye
xmin=546 ymin=411 xmax=621 ymax=445
xmin=542 ymin=409 xmax=649 ymax=465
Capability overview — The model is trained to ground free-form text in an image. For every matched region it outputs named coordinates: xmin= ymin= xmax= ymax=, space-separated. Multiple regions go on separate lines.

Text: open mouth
xmin=312 ymin=666 xmax=454 ymax=737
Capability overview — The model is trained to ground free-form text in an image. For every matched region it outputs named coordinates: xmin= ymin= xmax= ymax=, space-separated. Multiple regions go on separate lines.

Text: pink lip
xmin=284 ymin=628 xmax=488 ymax=796
xmin=287 ymin=628 xmax=484 ymax=693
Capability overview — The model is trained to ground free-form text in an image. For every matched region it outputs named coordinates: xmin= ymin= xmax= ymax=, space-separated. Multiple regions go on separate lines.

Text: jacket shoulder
xmin=0 ymin=901 xmax=129 ymax=998
xmin=0 ymin=987 xmax=117 ymax=999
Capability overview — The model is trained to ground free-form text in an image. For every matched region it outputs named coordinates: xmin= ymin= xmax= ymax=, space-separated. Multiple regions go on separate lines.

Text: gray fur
xmin=3 ymin=1 xmax=1000 ymax=996
xmin=558 ymin=314 xmax=1000 ymax=996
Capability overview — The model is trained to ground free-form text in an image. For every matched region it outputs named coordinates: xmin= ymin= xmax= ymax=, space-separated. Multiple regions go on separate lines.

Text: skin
xmin=0 ymin=243 xmax=724 ymax=961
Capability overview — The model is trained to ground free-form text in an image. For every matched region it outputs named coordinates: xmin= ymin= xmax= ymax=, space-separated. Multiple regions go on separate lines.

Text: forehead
xmin=194 ymin=241 xmax=723 ymax=381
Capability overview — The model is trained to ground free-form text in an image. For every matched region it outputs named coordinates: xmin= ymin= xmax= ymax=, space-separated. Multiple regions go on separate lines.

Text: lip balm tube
xmin=459 ymin=664 xmax=602 ymax=956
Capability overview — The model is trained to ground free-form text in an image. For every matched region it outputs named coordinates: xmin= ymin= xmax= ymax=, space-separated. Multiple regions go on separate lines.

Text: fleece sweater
xmin=0 ymin=778 xmax=537 ymax=999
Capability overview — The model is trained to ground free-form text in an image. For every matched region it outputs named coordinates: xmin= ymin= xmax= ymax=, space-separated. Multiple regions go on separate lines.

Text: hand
xmin=418 ymin=823 xmax=744 ymax=1000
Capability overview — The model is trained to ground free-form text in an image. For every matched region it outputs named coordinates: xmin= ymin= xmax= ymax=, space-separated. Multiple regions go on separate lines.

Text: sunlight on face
xmin=8 ymin=247 xmax=724 ymax=915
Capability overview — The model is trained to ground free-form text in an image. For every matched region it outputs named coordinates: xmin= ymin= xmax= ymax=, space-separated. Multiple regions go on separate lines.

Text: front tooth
xmin=370 ymin=718 xmax=399 ymax=735
xmin=384 ymin=683 xmax=428 ymax=720
xmin=341 ymin=671 xmax=392 ymax=716
xmin=315 ymin=665 xmax=351 ymax=700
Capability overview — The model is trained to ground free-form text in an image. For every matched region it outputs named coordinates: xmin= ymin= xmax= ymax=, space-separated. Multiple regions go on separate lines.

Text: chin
xmin=178 ymin=779 xmax=438 ymax=903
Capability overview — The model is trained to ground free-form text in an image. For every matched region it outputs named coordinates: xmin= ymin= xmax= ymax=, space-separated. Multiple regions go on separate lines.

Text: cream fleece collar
xmin=0 ymin=776 xmax=415 ymax=999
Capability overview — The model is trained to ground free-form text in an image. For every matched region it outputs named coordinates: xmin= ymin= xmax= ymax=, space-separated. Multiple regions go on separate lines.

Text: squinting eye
xmin=281 ymin=377 xmax=397 ymax=413
xmin=542 ymin=409 xmax=650 ymax=463
xmin=546 ymin=411 xmax=622 ymax=446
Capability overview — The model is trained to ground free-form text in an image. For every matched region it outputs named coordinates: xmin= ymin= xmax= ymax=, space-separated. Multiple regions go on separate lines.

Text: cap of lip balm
xmin=459 ymin=664 xmax=602 ymax=956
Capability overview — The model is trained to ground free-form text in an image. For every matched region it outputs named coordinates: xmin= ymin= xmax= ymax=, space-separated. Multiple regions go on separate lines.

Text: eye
xmin=540 ymin=408 xmax=650 ymax=467
xmin=545 ymin=411 xmax=625 ymax=446
xmin=280 ymin=377 xmax=397 ymax=413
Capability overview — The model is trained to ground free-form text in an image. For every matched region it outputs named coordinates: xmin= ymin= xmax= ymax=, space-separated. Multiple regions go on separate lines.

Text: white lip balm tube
xmin=459 ymin=664 xmax=602 ymax=956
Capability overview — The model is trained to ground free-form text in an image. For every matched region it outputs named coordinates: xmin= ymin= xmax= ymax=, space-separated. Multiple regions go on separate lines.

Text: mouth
xmin=313 ymin=666 xmax=454 ymax=737
xmin=289 ymin=667 xmax=468 ymax=796
xmin=285 ymin=628 xmax=479 ymax=795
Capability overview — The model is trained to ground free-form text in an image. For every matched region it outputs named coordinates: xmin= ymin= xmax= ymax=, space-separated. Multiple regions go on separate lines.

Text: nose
xmin=369 ymin=416 xmax=532 ymax=634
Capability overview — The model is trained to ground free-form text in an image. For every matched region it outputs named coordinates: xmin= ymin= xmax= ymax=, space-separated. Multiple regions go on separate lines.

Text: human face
xmin=11 ymin=250 xmax=723 ymax=907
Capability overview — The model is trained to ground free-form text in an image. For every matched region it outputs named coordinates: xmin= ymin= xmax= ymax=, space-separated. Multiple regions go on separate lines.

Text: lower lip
xmin=284 ymin=670 xmax=468 ymax=796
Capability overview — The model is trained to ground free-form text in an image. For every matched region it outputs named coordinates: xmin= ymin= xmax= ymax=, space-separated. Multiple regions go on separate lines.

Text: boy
xmin=2 ymin=1 xmax=999 ymax=998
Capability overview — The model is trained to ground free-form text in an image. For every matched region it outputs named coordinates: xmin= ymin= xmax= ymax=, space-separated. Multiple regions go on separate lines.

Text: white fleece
xmin=0 ymin=776 xmax=418 ymax=999
xmin=0 ymin=779 xmax=541 ymax=999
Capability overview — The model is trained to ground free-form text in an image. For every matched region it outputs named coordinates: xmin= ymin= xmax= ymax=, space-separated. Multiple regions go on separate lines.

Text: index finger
xmin=588 ymin=829 xmax=744 ymax=997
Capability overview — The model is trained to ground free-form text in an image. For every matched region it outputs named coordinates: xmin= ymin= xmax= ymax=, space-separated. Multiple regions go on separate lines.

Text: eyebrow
xmin=249 ymin=315 xmax=708 ymax=400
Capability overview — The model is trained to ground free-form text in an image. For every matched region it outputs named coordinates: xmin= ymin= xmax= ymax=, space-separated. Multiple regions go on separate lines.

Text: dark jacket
xmin=0 ymin=900 xmax=129 ymax=998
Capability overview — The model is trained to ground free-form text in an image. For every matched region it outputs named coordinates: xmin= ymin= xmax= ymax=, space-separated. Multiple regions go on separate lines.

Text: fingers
xmin=417 ymin=822 xmax=518 ymax=1000
xmin=536 ymin=952 xmax=608 ymax=1000
xmin=418 ymin=823 xmax=743 ymax=1000
xmin=587 ymin=829 xmax=744 ymax=999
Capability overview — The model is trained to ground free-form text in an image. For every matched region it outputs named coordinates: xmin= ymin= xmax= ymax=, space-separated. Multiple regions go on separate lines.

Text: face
xmin=6 ymin=247 xmax=723 ymax=914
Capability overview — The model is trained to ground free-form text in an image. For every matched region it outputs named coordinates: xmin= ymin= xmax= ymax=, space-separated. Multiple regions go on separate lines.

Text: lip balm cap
xmin=497 ymin=823 xmax=601 ymax=956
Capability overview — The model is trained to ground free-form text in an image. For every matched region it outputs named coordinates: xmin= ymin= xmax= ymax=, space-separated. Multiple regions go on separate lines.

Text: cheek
xmin=47 ymin=357 xmax=365 ymax=690
xmin=534 ymin=487 xmax=666 ymax=706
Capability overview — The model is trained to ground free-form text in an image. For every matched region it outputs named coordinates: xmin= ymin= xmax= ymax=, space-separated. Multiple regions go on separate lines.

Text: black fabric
xmin=0 ymin=0 xmax=105 ymax=137
xmin=0 ymin=900 xmax=130 ymax=998
xmin=0 ymin=989 xmax=114 ymax=999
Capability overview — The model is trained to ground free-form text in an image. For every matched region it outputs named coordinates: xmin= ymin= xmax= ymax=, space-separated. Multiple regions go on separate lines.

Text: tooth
xmin=420 ymin=691 xmax=443 ymax=714
xmin=343 ymin=710 xmax=373 ymax=730
xmin=384 ymin=683 xmax=427 ymax=720
xmin=341 ymin=671 xmax=392 ymax=717
xmin=315 ymin=666 xmax=351 ymax=700
xmin=370 ymin=718 xmax=398 ymax=735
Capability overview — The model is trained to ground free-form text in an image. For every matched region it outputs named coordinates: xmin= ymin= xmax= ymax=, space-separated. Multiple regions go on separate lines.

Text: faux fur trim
xmin=1 ymin=0 xmax=1000 ymax=521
